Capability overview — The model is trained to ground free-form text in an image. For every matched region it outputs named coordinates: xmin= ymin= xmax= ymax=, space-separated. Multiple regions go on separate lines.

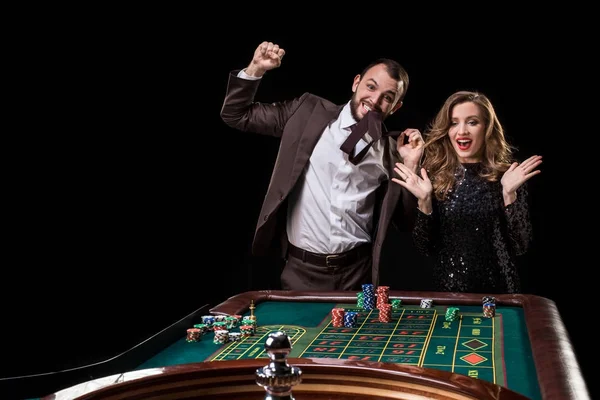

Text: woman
xmin=393 ymin=91 xmax=542 ymax=293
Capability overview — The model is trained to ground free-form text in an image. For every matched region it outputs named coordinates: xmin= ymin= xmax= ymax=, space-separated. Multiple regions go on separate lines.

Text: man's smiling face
xmin=350 ymin=63 xmax=404 ymax=122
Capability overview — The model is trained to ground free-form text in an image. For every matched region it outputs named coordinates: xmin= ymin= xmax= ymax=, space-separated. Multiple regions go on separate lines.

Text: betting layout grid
xmin=201 ymin=291 xmax=503 ymax=386
xmin=298 ymin=291 xmax=500 ymax=377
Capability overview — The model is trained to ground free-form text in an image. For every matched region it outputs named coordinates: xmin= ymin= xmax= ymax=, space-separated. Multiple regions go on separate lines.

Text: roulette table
xmin=28 ymin=290 xmax=589 ymax=399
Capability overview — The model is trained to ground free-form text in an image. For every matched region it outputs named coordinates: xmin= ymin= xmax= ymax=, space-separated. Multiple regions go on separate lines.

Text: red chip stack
xmin=378 ymin=303 xmax=392 ymax=322
xmin=376 ymin=286 xmax=390 ymax=309
xmin=483 ymin=303 xmax=496 ymax=318
xmin=482 ymin=296 xmax=496 ymax=318
xmin=186 ymin=328 xmax=201 ymax=342
xmin=331 ymin=307 xmax=345 ymax=327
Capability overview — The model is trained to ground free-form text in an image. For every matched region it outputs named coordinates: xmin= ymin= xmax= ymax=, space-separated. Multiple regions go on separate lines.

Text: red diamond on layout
xmin=461 ymin=352 xmax=487 ymax=365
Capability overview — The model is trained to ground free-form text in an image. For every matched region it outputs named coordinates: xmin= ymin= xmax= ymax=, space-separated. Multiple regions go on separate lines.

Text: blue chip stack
xmin=344 ymin=311 xmax=358 ymax=328
xmin=362 ymin=283 xmax=375 ymax=310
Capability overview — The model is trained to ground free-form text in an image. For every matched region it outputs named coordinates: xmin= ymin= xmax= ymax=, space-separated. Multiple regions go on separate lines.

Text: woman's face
xmin=448 ymin=101 xmax=485 ymax=163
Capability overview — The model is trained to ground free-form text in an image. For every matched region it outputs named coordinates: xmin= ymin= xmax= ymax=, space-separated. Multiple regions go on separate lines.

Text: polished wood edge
xmin=209 ymin=290 xmax=590 ymax=400
xmin=208 ymin=290 xmax=527 ymax=316
xmin=58 ymin=358 xmax=530 ymax=400
xmin=518 ymin=295 xmax=589 ymax=400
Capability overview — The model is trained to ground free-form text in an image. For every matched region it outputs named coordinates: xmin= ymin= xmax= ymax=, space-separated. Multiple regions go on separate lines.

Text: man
xmin=220 ymin=41 xmax=423 ymax=291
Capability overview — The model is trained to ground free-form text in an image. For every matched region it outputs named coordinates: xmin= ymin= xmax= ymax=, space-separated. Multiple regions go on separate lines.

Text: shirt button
xmin=264 ymin=214 xmax=268 ymax=221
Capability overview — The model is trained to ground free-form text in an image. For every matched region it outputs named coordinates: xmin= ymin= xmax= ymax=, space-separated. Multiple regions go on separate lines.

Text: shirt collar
xmin=339 ymin=102 xmax=358 ymax=130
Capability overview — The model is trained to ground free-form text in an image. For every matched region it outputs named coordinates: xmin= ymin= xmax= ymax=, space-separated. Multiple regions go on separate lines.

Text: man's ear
xmin=390 ymin=100 xmax=403 ymax=114
xmin=352 ymin=74 xmax=361 ymax=92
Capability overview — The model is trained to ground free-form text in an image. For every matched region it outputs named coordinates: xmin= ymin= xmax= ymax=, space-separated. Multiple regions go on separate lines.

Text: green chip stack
xmin=241 ymin=318 xmax=256 ymax=328
xmin=225 ymin=316 xmax=238 ymax=329
xmin=445 ymin=307 xmax=460 ymax=322
xmin=212 ymin=321 xmax=227 ymax=331
xmin=356 ymin=292 xmax=364 ymax=308
xmin=193 ymin=323 xmax=209 ymax=334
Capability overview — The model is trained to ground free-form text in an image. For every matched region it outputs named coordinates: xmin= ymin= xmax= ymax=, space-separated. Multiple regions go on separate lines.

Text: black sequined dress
xmin=413 ymin=163 xmax=532 ymax=293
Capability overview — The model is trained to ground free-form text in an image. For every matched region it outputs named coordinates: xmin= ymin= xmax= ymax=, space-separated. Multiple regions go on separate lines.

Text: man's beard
xmin=350 ymin=92 xmax=362 ymax=122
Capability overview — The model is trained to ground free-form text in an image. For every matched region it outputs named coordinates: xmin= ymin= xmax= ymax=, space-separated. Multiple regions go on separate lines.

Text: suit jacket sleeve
xmin=386 ymin=140 xmax=419 ymax=232
xmin=397 ymin=179 xmax=418 ymax=231
xmin=220 ymin=70 xmax=308 ymax=137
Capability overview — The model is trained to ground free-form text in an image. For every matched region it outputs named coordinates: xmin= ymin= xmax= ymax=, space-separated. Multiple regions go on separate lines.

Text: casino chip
xmin=331 ymin=307 xmax=345 ymax=327
xmin=361 ymin=284 xmax=375 ymax=310
xmin=186 ymin=328 xmax=201 ymax=342
xmin=343 ymin=311 xmax=358 ymax=328
xmin=420 ymin=299 xmax=433 ymax=308
xmin=376 ymin=286 xmax=390 ymax=310
xmin=482 ymin=296 xmax=496 ymax=318
xmin=390 ymin=299 xmax=402 ymax=309
xmin=378 ymin=304 xmax=392 ymax=322
xmin=445 ymin=307 xmax=460 ymax=321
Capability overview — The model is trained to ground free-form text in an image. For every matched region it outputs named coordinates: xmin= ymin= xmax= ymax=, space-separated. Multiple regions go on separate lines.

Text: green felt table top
xmin=137 ymin=301 xmax=540 ymax=400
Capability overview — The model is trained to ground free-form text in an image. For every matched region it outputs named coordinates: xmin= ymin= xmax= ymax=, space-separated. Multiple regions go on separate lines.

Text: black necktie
xmin=340 ymin=111 xmax=400 ymax=164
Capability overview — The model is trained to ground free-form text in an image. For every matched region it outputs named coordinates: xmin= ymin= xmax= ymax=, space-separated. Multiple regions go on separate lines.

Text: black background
xmin=2 ymin=8 xmax=594 ymax=399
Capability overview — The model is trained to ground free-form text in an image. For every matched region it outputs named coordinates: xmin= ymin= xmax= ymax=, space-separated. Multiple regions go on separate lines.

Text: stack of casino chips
xmin=482 ymin=296 xmax=496 ymax=318
xmin=213 ymin=328 xmax=229 ymax=344
xmin=445 ymin=307 xmax=460 ymax=321
xmin=186 ymin=313 xmax=252 ymax=345
xmin=483 ymin=304 xmax=495 ymax=318
xmin=420 ymin=299 xmax=433 ymax=308
xmin=193 ymin=323 xmax=209 ymax=332
xmin=241 ymin=317 xmax=256 ymax=329
xmin=239 ymin=324 xmax=254 ymax=337
xmin=344 ymin=311 xmax=358 ymax=328
xmin=391 ymin=299 xmax=402 ymax=309
xmin=212 ymin=321 xmax=227 ymax=331
xmin=240 ymin=317 xmax=256 ymax=336
xmin=361 ymin=284 xmax=375 ymax=310
xmin=186 ymin=328 xmax=202 ymax=342
xmin=378 ymin=303 xmax=392 ymax=322
xmin=356 ymin=292 xmax=364 ymax=308
xmin=215 ymin=315 xmax=227 ymax=322
xmin=225 ymin=316 xmax=238 ymax=329
xmin=331 ymin=307 xmax=345 ymax=327
xmin=376 ymin=286 xmax=390 ymax=309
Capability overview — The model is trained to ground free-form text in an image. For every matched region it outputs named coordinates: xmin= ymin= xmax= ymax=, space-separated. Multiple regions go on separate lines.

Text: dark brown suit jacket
xmin=220 ymin=71 xmax=417 ymax=285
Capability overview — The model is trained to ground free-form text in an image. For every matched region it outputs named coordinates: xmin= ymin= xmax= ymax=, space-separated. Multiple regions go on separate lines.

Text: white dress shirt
xmin=238 ymin=69 xmax=388 ymax=254
xmin=287 ymin=103 xmax=388 ymax=253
